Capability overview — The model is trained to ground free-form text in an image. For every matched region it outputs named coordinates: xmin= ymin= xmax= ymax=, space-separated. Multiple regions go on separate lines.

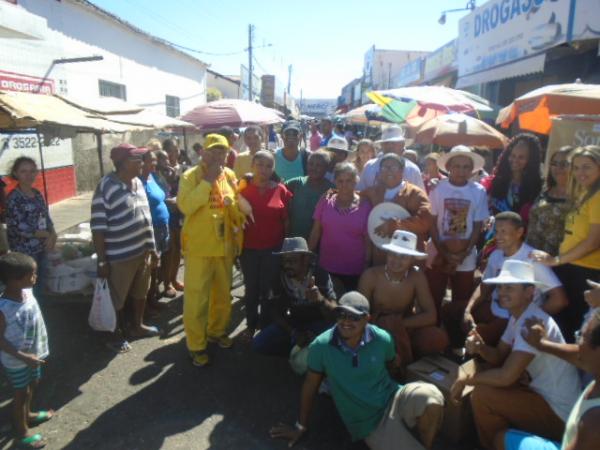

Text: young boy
xmin=425 ymin=146 xmax=489 ymax=319
xmin=0 ymin=253 xmax=52 ymax=449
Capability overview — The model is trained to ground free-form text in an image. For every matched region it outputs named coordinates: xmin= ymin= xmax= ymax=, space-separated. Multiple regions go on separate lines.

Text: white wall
xmin=0 ymin=0 xmax=207 ymax=115
xmin=207 ymin=71 xmax=240 ymax=99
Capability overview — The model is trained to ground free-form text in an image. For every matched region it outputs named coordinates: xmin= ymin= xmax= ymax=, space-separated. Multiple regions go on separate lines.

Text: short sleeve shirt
xmin=274 ymin=148 xmax=305 ymax=182
xmin=240 ymin=182 xmax=292 ymax=249
xmin=500 ymin=302 xmax=580 ymax=421
xmin=286 ymin=176 xmax=334 ymax=240
xmin=484 ymin=243 xmax=562 ymax=319
xmin=356 ymin=155 xmax=425 ymax=191
xmin=428 ymin=179 xmax=490 ymax=271
xmin=560 ymin=190 xmax=600 ymax=269
xmin=313 ymin=195 xmax=371 ymax=275
xmin=307 ymin=324 xmax=399 ymax=441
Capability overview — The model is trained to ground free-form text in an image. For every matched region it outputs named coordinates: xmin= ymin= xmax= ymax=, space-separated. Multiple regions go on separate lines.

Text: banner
xmin=458 ymin=0 xmax=570 ymax=78
xmin=424 ymin=40 xmax=457 ymax=82
xmin=546 ymin=115 xmax=600 ymax=173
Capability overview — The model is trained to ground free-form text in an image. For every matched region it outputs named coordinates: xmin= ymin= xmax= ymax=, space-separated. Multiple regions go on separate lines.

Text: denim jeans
xmin=239 ymin=247 xmax=280 ymax=330
xmin=252 ymin=320 xmax=331 ymax=356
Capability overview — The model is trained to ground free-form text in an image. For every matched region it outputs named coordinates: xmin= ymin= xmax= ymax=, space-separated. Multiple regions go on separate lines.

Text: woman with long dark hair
xmin=526 ymin=146 xmax=574 ymax=256
xmin=482 ymin=132 xmax=543 ymax=222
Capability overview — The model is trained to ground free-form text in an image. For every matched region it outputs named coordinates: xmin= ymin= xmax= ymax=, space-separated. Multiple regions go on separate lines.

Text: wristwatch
xmin=295 ymin=421 xmax=307 ymax=432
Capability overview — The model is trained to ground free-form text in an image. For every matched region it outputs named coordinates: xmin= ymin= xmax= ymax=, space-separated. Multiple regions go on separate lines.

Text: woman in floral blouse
xmin=6 ymin=157 xmax=56 ymax=295
xmin=526 ymin=146 xmax=574 ymax=255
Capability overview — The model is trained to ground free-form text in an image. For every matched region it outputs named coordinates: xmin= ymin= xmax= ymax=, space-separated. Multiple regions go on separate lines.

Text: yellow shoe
xmin=208 ymin=335 xmax=233 ymax=349
xmin=190 ymin=351 xmax=209 ymax=367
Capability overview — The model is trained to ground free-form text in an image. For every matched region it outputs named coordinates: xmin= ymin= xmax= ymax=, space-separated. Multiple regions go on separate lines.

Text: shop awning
xmin=456 ymin=54 xmax=546 ymax=89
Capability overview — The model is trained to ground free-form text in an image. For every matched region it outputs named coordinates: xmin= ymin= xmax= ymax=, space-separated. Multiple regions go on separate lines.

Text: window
xmin=165 ymin=95 xmax=180 ymax=118
xmin=98 ymin=80 xmax=126 ymax=100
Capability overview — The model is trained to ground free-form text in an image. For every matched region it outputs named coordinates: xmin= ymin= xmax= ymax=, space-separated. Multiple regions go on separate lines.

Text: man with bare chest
xmin=359 ymin=230 xmax=449 ymax=367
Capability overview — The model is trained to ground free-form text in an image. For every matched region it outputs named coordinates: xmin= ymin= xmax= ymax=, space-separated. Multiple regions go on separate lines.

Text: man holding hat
xmin=91 ymin=144 xmax=159 ymax=352
xmin=359 ymin=230 xmax=449 ymax=367
xmin=270 ymin=290 xmax=445 ymax=450
xmin=450 ymin=260 xmax=580 ymax=450
xmin=177 ymin=134 xmax=244 ymax=367
xmin=274 ymin=121 xmax=308 ymax=182
xmin=357 ymin=125 xmax=425 ymax=192
xmin=252 ymin=237 xmax=337 ymax=356
xmin=425 ymin=145 xmax=490 ymax=319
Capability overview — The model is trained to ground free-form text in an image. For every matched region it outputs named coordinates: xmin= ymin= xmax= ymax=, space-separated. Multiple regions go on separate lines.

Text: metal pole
xmin=96 ymin=133 xmax=104 ymax=177
xmin=248 ymin=24 xmax=254 ymax=101
xmin=35 ymin=131 xmax=49 ymax=202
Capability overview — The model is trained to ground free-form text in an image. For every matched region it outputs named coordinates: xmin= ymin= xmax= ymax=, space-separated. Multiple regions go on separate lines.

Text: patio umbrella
xmin=497 ymin=83 xmax=600 ymax=134
xmin=343 ymin=103 xmax=389 ymax=125
xmin=367 ymin=86 xmax=493 ymax=127
xmin=414 ymin=113 xmax=509 ymax=148
xmin=181 ymin=99 xmax=284 ymax=129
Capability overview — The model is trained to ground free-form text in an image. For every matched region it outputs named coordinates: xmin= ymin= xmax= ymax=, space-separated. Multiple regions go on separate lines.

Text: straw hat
xmin=437 ymin=145 xmax=485 ymax=173
xmin=483 ymin=260 xmax=545 ymax=286
xmin=381 ymin=230 xmax=427 ymax=259
xmin=376 ymin=125 xmax=405 ymax=144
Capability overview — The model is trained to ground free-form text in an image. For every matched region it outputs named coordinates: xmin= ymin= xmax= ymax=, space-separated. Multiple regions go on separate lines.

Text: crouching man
xmin=450 ymin=260 xmax=580 ymax=450
xmin=270 ymin=291 xmax=444 ymax=450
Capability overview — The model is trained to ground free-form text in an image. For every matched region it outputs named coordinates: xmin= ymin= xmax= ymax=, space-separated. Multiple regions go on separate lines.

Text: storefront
xmin=422 ymin=40 xmax=457 ymax=87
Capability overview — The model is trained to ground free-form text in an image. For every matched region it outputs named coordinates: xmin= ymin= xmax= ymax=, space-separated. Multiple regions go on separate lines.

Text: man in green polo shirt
xmin=270 ymin=291 xmax=445 ymax=449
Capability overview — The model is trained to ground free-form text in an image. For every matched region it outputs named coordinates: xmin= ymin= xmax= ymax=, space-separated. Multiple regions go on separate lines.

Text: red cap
xmin=110 ymin=144 xmax=147 ymax=163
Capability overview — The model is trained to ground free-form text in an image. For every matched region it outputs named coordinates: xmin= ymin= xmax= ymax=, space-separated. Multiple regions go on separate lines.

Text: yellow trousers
xmin=183 ymin=255 xmax=233 ymax=352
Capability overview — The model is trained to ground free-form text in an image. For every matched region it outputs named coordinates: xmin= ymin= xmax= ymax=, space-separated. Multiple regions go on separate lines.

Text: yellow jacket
xmin=177 ymin=165 xmax=244 ymax=257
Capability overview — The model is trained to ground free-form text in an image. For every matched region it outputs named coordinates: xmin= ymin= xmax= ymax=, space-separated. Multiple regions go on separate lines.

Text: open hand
xmin=269 ymin=423 xmax=305 ymax=448
xmin=374 ymin=218 xmax=397 ymax=238
xmin=20 ymin=353 xmax=46 ymax=368
xmin=529 ymin=250 xmax=556 ymax=266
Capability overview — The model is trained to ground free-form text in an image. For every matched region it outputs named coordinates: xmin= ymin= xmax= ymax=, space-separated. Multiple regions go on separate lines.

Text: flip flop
xmin=29 ymin=410 xmax=54 ymax=425
xmin=106 ymin=340 xmax=132 ymax=353
xmin=18 ymin=434 xmax=46 ymax=449
xmin=129 ymin=325 xmax=161 ymax=338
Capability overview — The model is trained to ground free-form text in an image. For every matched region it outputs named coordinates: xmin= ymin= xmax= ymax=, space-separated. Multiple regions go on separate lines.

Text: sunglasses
xmin=550 ymin=161 xmax=570 ymax=168
xmin=336 ymin=310 xmax=364 ymax=322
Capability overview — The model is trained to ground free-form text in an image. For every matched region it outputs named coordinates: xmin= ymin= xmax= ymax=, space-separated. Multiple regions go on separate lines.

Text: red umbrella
xmin=181 ymin=99 xmax=284 ymax=129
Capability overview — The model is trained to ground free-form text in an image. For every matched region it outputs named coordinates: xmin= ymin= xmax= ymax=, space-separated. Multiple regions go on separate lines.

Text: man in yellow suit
xmin=177 ymin=134 xmax=244 ymax=367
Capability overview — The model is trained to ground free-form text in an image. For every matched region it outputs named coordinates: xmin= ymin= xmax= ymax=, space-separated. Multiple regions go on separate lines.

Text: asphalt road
xmin=1 ymin=285 xmax=469 ymax=450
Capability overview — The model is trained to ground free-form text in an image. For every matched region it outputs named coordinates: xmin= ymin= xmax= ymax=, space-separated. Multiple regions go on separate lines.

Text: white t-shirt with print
xmin=427 ymin=179 xmax=489 ymax=271
xmin=484 ymin=243 xmax=562 ymax=319
xmin=500 ymin=302 xmax=581 ymax=421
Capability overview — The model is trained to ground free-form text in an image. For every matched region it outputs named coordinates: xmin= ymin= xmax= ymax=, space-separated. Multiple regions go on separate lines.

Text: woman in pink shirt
xmin=308 ymin=162 xmax=371 ymax=292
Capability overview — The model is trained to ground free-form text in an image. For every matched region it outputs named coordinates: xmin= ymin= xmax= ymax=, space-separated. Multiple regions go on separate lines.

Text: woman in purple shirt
xmin=308 ymin=162 xmax=371 ymax=293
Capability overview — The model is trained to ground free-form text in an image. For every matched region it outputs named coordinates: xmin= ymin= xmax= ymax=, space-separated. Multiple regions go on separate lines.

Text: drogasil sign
xmin=0 ymin=71 xmax=54 ymax=95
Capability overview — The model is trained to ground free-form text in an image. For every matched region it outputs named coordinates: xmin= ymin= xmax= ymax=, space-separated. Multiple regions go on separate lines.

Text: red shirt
xmin=241 ymin=182 xmax=292 ymax=249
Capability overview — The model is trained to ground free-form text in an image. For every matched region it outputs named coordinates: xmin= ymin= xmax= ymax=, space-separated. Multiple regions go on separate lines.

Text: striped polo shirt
xmin=91 ymin=172 xmax=156 ymax=262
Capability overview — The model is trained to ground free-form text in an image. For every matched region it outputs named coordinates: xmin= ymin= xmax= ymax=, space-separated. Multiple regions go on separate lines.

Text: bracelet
xmin=295 ymin=421 xmax=307 ymax=432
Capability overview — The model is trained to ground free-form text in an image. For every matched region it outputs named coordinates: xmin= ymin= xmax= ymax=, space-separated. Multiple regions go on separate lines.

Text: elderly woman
xmin=6 ymin=157 xmax=56 ymax=296
xmin=309 ymin=162 xmax=371 ymax=292
xmin=239 ymin=150 xmax=292 ymax=337
xmin=285 ymin=150 xmax=334 ymax=240
xmin=140 ymin=149 xmax=170 ymax=312
xmin=526 ymin=146 xmax=574 ymax=256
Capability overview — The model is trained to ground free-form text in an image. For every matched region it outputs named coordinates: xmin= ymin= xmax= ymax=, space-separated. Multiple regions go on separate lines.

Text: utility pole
xmin=248 ymin=24 xmax=254 ymax=101
xmin=287 ymin=64 xmax=292 ymax=94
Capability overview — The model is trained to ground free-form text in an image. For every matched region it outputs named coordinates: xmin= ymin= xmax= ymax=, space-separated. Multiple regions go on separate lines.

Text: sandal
xmin=163 ymin=287 xmax=177 ymax=298
xmin=106 ymin=340 xmax=132 ymax=354
xmin=129 ymin=325 xmax=161 ymax=338
xmin=29 ymin=410 xmax=54 ymax=425
xmin=18 ymin=434 xmax=46 ymax=449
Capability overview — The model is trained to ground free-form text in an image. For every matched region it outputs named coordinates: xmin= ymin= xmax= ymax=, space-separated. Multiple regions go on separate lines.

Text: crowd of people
xmin=0 ymin=116 xmax=599 ymax=450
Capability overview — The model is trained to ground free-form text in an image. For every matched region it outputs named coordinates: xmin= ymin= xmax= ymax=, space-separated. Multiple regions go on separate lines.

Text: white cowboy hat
xmin=437 ymin=145 xmax=485 ymax=173
xmin=368 ymin=202 xmax=410 ymax=249
xmin=326 ymin=136 xmax=350 ymax=152
xmin=483 ymin=260 xmax=546 ymax=286
xmin=381 ymin=230 xmax=427 ymax=259
xmin=376 ymin=125 xmax=406 ymax=144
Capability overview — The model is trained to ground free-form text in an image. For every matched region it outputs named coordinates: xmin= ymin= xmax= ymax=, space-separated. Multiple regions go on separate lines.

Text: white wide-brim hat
xmin=437 ymin=145 xmax=485 ymax=174
xmin=381 ymin=230 xmax=427 ymax=259
xmin=326 ymin=136 xmax=351 ymax=152
xmin=376 ymin=125 xmax=406 ymax=144
xmin=368 ymin=202 xmax=410 ymax=249
xmin=483 ymin=260 xmax=546 ymax=286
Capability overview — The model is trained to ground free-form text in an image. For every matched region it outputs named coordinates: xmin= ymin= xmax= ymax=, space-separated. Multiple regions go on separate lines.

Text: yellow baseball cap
xmin=204 ymin=133 xmax=229 ymax=150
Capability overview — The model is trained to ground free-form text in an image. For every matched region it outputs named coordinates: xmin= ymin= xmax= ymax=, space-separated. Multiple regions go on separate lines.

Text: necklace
xmin=384 ymin=265 xmax=408 ymax=285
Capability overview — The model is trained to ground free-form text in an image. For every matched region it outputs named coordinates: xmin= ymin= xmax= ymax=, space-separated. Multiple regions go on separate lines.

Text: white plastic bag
xmin=88 ymin=279 xmax=116 ymax=332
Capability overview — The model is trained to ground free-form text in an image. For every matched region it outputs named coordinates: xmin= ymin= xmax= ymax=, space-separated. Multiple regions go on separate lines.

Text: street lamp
xmin=438 ymin=0 xmax=476 ymax=24
xmin=52 ymin=55 xmax=104 ymax=64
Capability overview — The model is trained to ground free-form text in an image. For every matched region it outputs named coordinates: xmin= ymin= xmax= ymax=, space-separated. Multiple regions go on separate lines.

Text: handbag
xmin=88 ymin=278 xmax=117 ymax=332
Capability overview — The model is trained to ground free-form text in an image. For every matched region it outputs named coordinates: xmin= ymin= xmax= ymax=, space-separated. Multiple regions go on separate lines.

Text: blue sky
xmin=92 ymin=0 xmax=473 ymax=99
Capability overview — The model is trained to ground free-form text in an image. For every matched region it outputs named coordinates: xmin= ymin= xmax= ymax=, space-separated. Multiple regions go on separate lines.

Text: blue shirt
xmin=141 ymin=173 xmax=170 ymax=227
xmin=274 ymin=148 xmax=305 ymax=182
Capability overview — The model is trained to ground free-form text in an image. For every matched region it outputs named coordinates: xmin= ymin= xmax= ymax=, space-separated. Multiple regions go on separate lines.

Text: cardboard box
xmin=406 ymin=355 xmax=478 ymax=444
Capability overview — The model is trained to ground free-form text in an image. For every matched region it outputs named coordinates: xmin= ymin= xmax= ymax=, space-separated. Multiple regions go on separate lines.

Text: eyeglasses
xmin=336 ymin=310 xmax=364 ymax=322
xmin=550 ymin=161 xmax=570 ymax=168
